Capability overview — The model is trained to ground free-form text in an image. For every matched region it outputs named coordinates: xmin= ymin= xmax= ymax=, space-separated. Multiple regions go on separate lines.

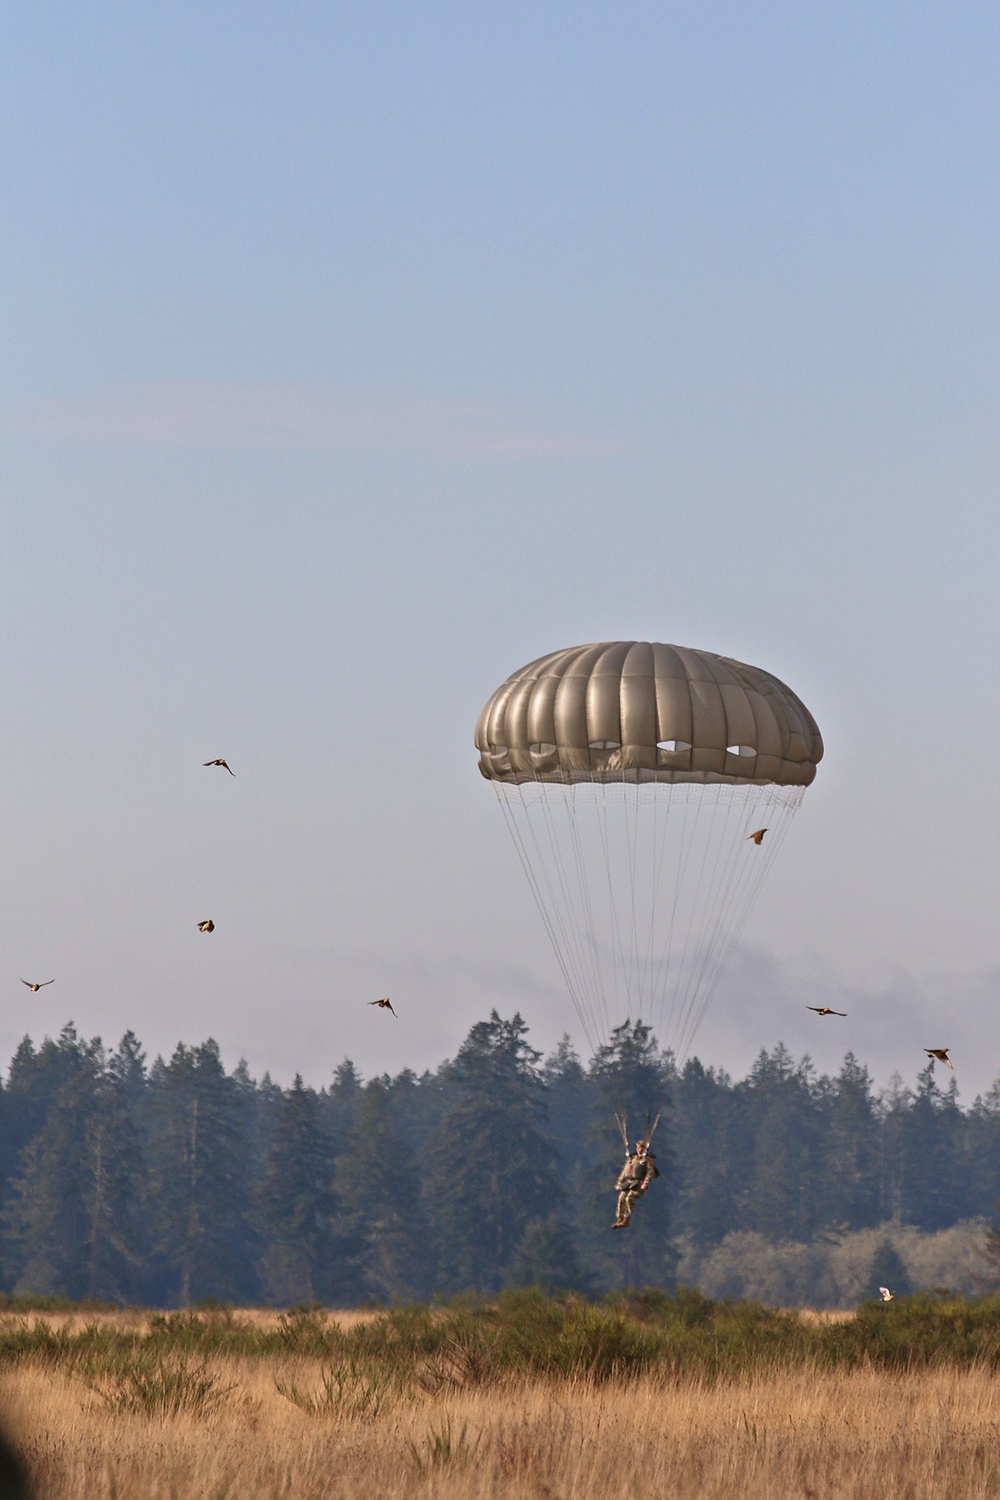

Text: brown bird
xmin=806 ymin=1006 xmax=847 ymax=1017
xmin=369 ymin=997 xmax=397 ymax=1017
xmin=747 ymin=828 xmax=768 ymax=845
xmin=197 ymin=920 xmax=215 ymax=933
xmin=203 ymin=759 xmax=235 ymax=775
xmin=21 ymin=979 xmax=55 ymax=992
xmin=925 ymin=1048 xmax=954 ymax=1069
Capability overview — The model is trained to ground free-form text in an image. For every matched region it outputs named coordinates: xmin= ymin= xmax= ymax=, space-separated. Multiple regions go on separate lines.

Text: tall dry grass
xmin=3 ymin=1356 xmax=1000 ymax=1498
xmin=2 ymin=1294 xmax=999 ymax=1497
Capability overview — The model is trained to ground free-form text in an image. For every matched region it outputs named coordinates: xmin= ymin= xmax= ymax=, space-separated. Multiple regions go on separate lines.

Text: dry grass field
xmin=0 ymin=1296 xmax=998 ymax=1498
xmin=4 ymin=1358 xmax=1000 ymax=1499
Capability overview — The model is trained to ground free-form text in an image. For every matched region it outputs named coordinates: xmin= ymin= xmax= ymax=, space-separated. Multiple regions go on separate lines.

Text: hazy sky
xmin=2 ymin=3 xmax=997 ymax=1098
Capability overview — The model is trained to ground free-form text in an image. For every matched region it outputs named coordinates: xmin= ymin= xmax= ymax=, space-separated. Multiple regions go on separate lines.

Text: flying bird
xmin=203 ymin=759 xmax=235 ymax=775
xmin=197 ymin=920 xmax=215 ymax=933
xmin=20 ymin=979 xmax=55 ymax=992
xmin=879 ymin=1287 xmax=894 ymax=1303
xmin=747 ymin=828 xmax=768 ymax=845
xmin=806 ymin=1006 xmax=847 ymax=1017
xmin=925 ymin=1048 xmax=954 ymax=1069
xmin=369 ymin=997 xmax=397 ymax=1017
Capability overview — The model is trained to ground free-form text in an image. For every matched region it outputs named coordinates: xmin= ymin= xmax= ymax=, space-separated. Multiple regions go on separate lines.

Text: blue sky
xmin=2 ymin=3 xmax=997 ymax=1096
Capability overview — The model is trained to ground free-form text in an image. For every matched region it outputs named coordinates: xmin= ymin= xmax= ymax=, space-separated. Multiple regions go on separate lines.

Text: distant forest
xmin=1 ymin=1013 xmax=997 ymax=1308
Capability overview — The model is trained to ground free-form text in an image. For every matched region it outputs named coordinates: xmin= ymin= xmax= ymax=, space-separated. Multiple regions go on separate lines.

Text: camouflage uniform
xmin=613 ymin=1144 xmax=659 ymax=1227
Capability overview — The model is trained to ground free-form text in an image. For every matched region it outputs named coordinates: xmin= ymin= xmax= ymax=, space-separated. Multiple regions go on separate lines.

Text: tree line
xmin=0 ymin=1013 xmax=997 ymax=1306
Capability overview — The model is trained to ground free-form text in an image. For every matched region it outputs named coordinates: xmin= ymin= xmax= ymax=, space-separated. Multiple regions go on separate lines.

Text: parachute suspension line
xmin=674 ymin=786 xmax=804 ymax=1062
xmin=662 ymin=783 xmax=727 ymax=1047
xmin=671 ymin=784 xmax=757 ymax=1059
xmin=495 ymin=775 xmax=805 ymax=1066
xmin=641 ymin=782 xmax=670 ymax=1024
xmin=679 ymin=785 xmax=767 ymax=1042
xmin=532 ymin=783 xmax=607 ymax=1051
xmin=651 ymin=787 xmax=698 ymax=1042
xmin=688 ymin=785 xmax=803 ymax=1050
xmin=594 ymin=783 xmax=631 ymax=1025
xmin=494 ymin=783 xmax=601 ymax=1058
xmin=564 ymin=785 xmax=612 ymax=1045
xmin=675 ymin=784 xmax=764 ymax=1046
xmin=621 ymin=769 xmax=643 ymax=1020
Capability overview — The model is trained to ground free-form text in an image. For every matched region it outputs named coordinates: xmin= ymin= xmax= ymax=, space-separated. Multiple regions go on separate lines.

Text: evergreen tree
xmin=85 ymin=1035 xmax=148 ymax=1301
xmin=861 ymin=1239 xmax=912 ymax=1301
xmin=740 ymin=1045 xmax=821 ymax=1242
xmin=672 ymin=1059 xmax=743 ymax=1248
xmin=542 ymin=1037 xmax=591 ymax=1183
xmin=258 ymin=1076 xmax=334 ymax=1304
xmin=875 ymin=1072 xmax=911 ymax=1223
xmin=386 ymin=1068 xmax=446 ymax=1158
xmin=981 ymin=1202 xmax=1000 ymax=1292
xmin=4 ymin=1028 xmax=145 ymax=1300
xmin=507 ymin=1215 xmax=588 ymax=1293
xmin=898 ymin=1063 xmax=965 ymax=1229
xmin=965 ymin=1082 xmax=1000 ymax=1226
xmin=146 ymin=1040 xmax=258 ymax=1305
xmin=424 ymin=1012 xmax=559 ymax=1294
xmin=322 ymin=1059 xmax=362 ymax=1145
xmin=334 ymin=1078 xmax=429 ymax=1302
xmin=821 ymin=1054 xmax=879 ymax=1230
xmin=4 ymin=1027 xmax=98 ymax=1296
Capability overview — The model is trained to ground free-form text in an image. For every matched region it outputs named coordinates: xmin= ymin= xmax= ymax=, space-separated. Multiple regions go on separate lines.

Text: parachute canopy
xmin=476 ymin=642 xmax=822 ymax=1058
xmin=476 ymin=641 xmax=822 ymax=788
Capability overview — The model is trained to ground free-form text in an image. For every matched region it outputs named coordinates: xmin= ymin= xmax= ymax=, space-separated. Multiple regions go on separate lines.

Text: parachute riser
xmin=614 ymin=1108 xmax=661 ymax=1156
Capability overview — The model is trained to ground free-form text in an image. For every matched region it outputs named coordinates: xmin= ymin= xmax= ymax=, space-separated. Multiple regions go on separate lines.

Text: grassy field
xmin=1 ymin=1291 xmax=999 ymax=1498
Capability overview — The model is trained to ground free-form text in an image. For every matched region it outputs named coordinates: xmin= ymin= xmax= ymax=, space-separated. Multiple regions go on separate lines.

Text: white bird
xmin=879 ymin=1287 xmax=894 ymax=1302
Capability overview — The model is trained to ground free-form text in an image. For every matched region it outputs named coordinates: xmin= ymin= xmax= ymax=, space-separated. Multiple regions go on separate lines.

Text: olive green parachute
xmin=475 ymin=641 xmax=822 ymax=788
xmin=475 ymin=642 xmax=822 ymax=1057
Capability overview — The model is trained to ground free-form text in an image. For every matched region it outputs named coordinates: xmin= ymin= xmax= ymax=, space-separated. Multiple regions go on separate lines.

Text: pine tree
xmin=84 ymin=1035 xmax=148 ymax=1302
xmin=4 ymin=1027 xmax=100 ymax=1296
xmin=146 ymin=1041 xmax=258 ymax=1305
xmin=672 ymin=1058 xmax=742 ymax=1248
xmin=3 ymin=1027 xmax=146 ymax=1300
xmin=861 ymin=1239 xmax=912 ymax=1301
xmin=322 ymin=1059 xmax=362 ymax=1144
xmin=898 ymin=1063 xmax=965 ymax=1230
xmin=334 ymin=1078 xmax=429 ymax=1302
xmin=981 ymin=1203 xmax=1000 ymax=1292
xmin=543 ymin=1037 xmax=591 ymax=1182
xmin=740 ymin=1045 xmax=821 ymax=1243
xmin=821 ymin=1054 xmax=879 ymax=1230
xmin=258 ymin=1076 xmax=334 ymax=1304
xmin=876 ymin=1072 xmax=911 ymax=1223
xmin=424 ymin=1012 xmax=559 ymax=1294
xmin=507 ymin=1215 xmax=588 ymax=1293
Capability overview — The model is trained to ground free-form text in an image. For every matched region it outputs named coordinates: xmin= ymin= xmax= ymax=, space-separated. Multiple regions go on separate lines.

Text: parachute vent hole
xmin=530 ymin=743 xmax=558 ymax=756
xmin=726 ymin=745 xmax=758 ymax=758
xmin=588 ymin=740 xmax=621 ymax=751
xmin=489 ymin=744 xmax=508 ymax=755
xmin=657 ymin=740 xmax=692 ymax=753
